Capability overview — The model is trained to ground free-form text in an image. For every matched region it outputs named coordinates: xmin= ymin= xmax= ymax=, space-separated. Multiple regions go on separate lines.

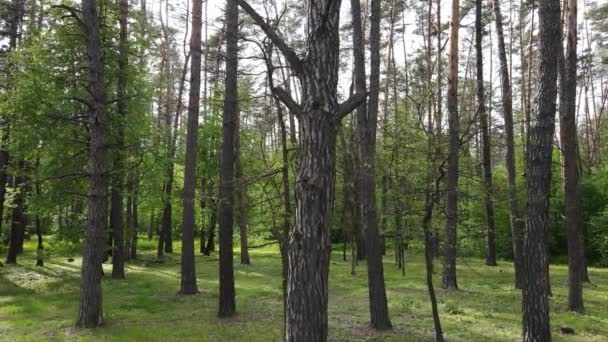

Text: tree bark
xmin=238 ymin=0 xmax=364 ymax=338
xmin=477 ymin=0 xmax=497 ymax=266
xmin=77 ymin=0 xmax=108 ymax=326
xmin=356 ymin=0 xmax=392 ymax=329
xmin=442 ymin=0 xmax=460 ymax=290
xmin=110 ymin=0 xmax=129 ymax=279
xmin=493 ymin=0 xmax=524 ymax=289
xmin=522 ymin=0 xmax=560 ymax=339
xmin=6 ymin=161 xmax=26 ymax=264
xmin=559 ymin=0 xmax=584 ymax=313
xmin=130 ymin=186 xmax=138 ymax=259
xmin=180 ymin=0 xmax=202 ymax=296
xmin=218 ymin=0 xmax=238 ymax=317
xmin=234 ymin=115 xmax=250 ymax=265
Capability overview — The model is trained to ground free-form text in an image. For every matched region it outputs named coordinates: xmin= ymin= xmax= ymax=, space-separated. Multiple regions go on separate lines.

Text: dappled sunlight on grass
xmin=1 ymin=239 xmax=607 ymax=341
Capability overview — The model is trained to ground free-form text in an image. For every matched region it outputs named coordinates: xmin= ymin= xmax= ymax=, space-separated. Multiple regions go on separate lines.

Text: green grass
xmin=1 ymin=238 xmax=607 ymax=341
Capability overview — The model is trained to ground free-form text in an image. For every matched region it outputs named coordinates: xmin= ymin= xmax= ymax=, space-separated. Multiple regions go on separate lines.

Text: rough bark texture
xmin=356 ymin=0 xmax=392 ymax=329
xmin=180 ymin=0 xmax=202 ymax=295
xmin=442 ymin=0 xmax=460 ymax=290
xmin=238 ymin=0 xmax=364 ymax=339
xmin=218 ymin=0 xmax=238 ymax=318
xmin=110 ymin=0 xmax=129 ymax=279
xmin=522 ymin=0 xmax=560 ymax=339
xmin=492 ymin=0 xmax=524 ymax=289
xmin=559 ymin=0 xmax=584 ymax=313
xmin=77 ymin=0 xmax=108 ymax=326
xmin=476 ymin=0 xmax=497 ymax=267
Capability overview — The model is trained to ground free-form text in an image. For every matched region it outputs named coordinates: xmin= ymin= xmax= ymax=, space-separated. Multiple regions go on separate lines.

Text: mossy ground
xmin=1 ymin=238 xmax=607 ymax=341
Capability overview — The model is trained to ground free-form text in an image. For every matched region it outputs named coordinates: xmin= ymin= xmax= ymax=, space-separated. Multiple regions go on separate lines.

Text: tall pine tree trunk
xmin=522 ymin=0 xmax=560 ymax=339
xmin=559 ymin=0 xmax=584 ymax=313
xmin=180 ymin=0 xmax=202 ymax=295
xmin=77 ymin=0 xmax=108 ymax=325
xmin=357 ymin=0 xmax=392 ymax=329
xmin=234 ymin=115 xmax=250 ymax=265
xmin=477 ymin=0 xmax=497 ymax=266
xmin=218 ymin=0 xmax=238 ymax=317
xmin=442 ymin=0 xmax=460 ymax=290
xmin=110 ymin=0 xmax=129 ymax=279
xmin=493 ymin=0 xmax=524 ymax=289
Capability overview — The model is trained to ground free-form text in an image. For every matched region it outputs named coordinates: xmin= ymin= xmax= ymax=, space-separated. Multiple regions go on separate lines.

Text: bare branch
xmin=236 ymin=0 xmax=303 ymax=73
xmin=272 ymin=86 xmax=302 ymax=115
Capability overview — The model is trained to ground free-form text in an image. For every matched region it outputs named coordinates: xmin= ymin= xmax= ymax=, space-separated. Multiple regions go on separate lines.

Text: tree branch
xmin=236 ymin=0 xmax=303 ymax=73
xmin=272 ymin=86 xmax=302 ymax=115
xmin=335 ymin=92 xmax=367 ymax=121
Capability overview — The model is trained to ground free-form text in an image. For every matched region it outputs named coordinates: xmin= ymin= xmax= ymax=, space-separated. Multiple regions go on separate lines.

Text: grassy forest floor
xmin=1 ymin=238 xmax=607 ymax=342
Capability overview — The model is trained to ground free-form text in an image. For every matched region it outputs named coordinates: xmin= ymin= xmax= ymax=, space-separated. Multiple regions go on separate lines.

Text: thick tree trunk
xmin=477 ymin=0 xmax=497 ymax=266
xmin=559 ymin=0 xmax=584 ymax=313
xmin=522 ymin=0 xmax=560 ymax=339
xmin=179 ymin=0 xmax=202 ymax=295
xmin=218 ymin=0 xmax=238 ymax=317
xmin=238 ymin=0 xmax=363 ymax=339
xmin=442 ymin=0 xmax=460 ymax=290
xmin=493 ymin=0 xmax=524 ymax=289
xmin=77 ymin=0 xmax=108 ymax=326
xmin=110 ymin=0 xmax=129 ymax=279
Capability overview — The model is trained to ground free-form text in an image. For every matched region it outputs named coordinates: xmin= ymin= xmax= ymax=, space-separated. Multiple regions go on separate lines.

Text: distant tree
xmin=476 ymin=0 xmax=497 ymax=267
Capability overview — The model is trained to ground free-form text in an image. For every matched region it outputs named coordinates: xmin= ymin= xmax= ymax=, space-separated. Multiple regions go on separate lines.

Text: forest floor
xmin=1 ymin=238 xmax=607 ymax=342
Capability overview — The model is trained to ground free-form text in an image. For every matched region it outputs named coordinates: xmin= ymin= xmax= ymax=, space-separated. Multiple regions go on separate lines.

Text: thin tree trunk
xmin=442 ymin=0 xmax=460 ymax=290
xmin=493 ymin=0 xmax=524 ymax=288
xmin=522 ymin=0 xmax=560 ymax=339
xmin=235 ymin=115 xmax=250 ymax=265
xmin=77 ymin=0 xmax=108 ymax=325
xmin=130 ymin=185 xmax=138 ymax=259
xmin=356 ymin=0 xmax=392 ymax=329
xmin=559 ymin=0 xmax=584 ymax=313
xmin=179 ymin=0 xmax=202 ymax=295
xmin=110 ymin=0 xmax=128 ymax=279
xmin=477 ymin=0 xmax=497 ymax=266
